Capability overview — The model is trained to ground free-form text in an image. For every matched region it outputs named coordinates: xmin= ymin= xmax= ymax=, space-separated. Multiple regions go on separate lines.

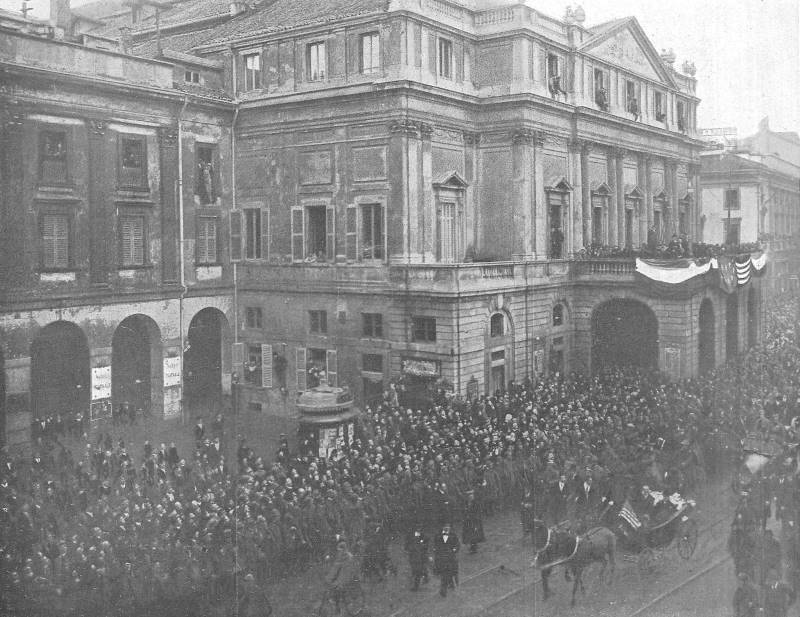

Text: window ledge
xmin=117 ymin=264 xmax=153 ymax=272
xmin=39 ymin=270 xmax=77 ymax=282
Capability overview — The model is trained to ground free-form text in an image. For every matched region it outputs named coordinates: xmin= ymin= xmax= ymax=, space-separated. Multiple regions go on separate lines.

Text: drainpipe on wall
xmin=177 ymin=95 xmax=189 ymax=425
xmin=230 ymin=47 xmax=241 ymax=398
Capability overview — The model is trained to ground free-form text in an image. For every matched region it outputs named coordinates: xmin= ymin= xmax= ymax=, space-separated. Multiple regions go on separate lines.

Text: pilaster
xmin=159 ymin=126 xmax=180 ymax=283
xmin=88 ymin=119 xmax=111 ymax=285
xmin=1 ymin=108 xmax=26 ymax=290
xmin=510 ymin=128 xmax=536 ymax=260
xmin=464 ymin=131 xmax=481 ymax=252
xmin=389 ymin=119 xmax=423 ymax=263
xmin=420 ymin=122 xmax=435 ymax=262
xmin=568 ymin=138 xmax=584 ymax=253
xmin=644 ymin=154 xmax=654 ymax=244
xmin=613 ymin=147 xmax=625 ymax=247
xmin=579 ymin=140 xmax=592 ymax=248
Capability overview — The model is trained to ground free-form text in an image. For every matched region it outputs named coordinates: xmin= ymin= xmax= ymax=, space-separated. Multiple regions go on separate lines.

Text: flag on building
xmin=619 ymin=500 xmax=642 ymax=529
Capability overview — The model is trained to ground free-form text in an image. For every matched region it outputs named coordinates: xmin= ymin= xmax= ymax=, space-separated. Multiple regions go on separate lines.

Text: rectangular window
xmin=362 ymin=313 xmax=384 ymax=338
xmin=594 ymin=69 xmax=608 ymax=110
xmin=360 ymin=203 xmax=384 ymax=260
xmin=195 ymin=144 xmax=217 ymax=204
xmin=245 ymin=307 xmax=263 ymax=329
xmin=39 ymin=130 xmax=68 ymax=185
xmin=438 ymin=38 xmax=453 ymax=78
xmin=654 ymin=91 xmax=666 ymax=121
xmin=119 ymin=135 xmax=147 ymax=188
xmin=547 ymin=53 xmax=560 ymax=78
xmin=119 ymin=215 xmax=145 ymax=267
xmin=625 ymin=80 xmax=640 ymax=116
xmin=184 ymin=70 xmax=200 ymax=84
xmin=362 ymin=353 xmax=383 ymax=373
xmin=724 ymin=218 xmax=741 ymax=245
xmin=244 ymin=344 xmax=262 ymax=386
xmin=412 ymin=316 xmax=436 ymax=343
xmin=437 ymin=202 xmax=457 ymax=263
xmin=308 ymin=42 xmax=327 ymax=81
xmin=291 ymin=207 xmax=304 ymax=261
xmin=243 ymin=53 xmax=261 ymax=90
xmin=196 ymin=216 xmax=218 ymax=264
xmin=304 ymin=205 xmax=332 ymax=261
xmin=41 ymin=214 xmax=69 ymax=269
xmin=309 ymin=310 xmax=328 ymax=334
xmin=244 ymin=208 xmax=262 ymax=259
xmin=724 ymin=189 xmax=740 ymax=210
xmin=677 ymin=100 xmax=687 ymax=131
xmin=360 ymin=32 xmax=380 ymax=74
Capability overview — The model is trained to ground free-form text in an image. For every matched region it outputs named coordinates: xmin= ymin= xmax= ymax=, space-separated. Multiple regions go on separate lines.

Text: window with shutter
xmin=326 ymin=206 xmax=335 ymax=262
xmin=295 ymin=347 xmax=307 ymax=391
xmin=308 ymin=42 xmax=327 ymax=81
xmin=39 ymin=131 xmax=68 ymax=185
xmin=119 ymin=215 xmax=145 ymax=266
xmin=42 ymin=214 xmax=69 ymax=269
xmin=244 ymin=208 xmax=262 ymax=259
xmin=326 ymin=349 xmax=337 ymax=387
xmin=230 ymin=210 xmax=243 ymax=262
xmin=291 ymin=207 xmax=305 ymax=261
xmin=197 ymin=216 xmax=218 ymax=264
xmin=360 ymin=32 xmax=380 ymax=74
xmin=119 ymin=135 xmax=147 ymax=188
xmin=261 ymin=207 xmax=270 ymax=261
xmin=261 ymin=344 xmax=273 ymax=389
xmin=345 ymin=205 xmax=358 ymax=261
xmin=437 ymin=203 xmax=456 ymax=263
xmin=360 ymin=204 xmax=384 ymax=261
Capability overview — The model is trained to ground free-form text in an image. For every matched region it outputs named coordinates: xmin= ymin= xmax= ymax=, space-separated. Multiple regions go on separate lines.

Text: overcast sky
xmin=5 ymin=0 xmax=799 ymax=135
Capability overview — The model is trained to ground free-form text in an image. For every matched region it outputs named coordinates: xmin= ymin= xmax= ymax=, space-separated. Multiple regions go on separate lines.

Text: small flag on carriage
xmin=619 ymin=500 xmax=642 ymax=529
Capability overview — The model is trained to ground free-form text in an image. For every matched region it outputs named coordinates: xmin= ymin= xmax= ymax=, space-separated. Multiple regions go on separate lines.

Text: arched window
xmin=553 ymin=304 xmax=564 ymax=327
xmin=490 ymin=313 xmax=504 ymax=337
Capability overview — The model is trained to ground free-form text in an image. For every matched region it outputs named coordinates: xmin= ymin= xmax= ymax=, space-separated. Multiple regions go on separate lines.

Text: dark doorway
xmin=726 ymin=292 xmax=739 ymax=360
xmin=698 ymin=298 xmax=715 ymax=375
xmin=747 ymin=288 xmax=758 ymax=348
xmin=112 ymin=315 xmax=161 ymax=416
xmin=591 ymin=299 xmax=658 ymax=372
xmin=31 ymin=321 xmax=90 ymax=419
xmin=184 ymin=308 xmax=225 ymax=414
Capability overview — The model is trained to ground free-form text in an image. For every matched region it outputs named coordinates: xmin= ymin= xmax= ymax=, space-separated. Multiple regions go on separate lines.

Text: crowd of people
xmin=2 ymin=290 xmax=800 ymax=616
xmin=573 ymin=237 xmax=765 ymax=261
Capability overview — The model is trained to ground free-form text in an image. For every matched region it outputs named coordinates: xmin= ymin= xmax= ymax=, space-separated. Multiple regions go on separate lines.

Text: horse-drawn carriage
xmin=609 ymin=493 xmax=699 ymax=574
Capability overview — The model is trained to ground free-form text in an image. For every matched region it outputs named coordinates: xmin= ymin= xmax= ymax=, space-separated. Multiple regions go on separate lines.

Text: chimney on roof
xmin=229 ymin=1 xmax=247 ymax=16
xmin=49 ymin=0 xmax=71 ymax=33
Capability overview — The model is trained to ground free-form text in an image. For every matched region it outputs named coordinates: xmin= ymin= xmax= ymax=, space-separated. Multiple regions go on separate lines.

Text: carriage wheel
xmin=638 ymin=547 xmax=657 ymax=576
xmin=677 ymin=519 xmax=698 ymax=560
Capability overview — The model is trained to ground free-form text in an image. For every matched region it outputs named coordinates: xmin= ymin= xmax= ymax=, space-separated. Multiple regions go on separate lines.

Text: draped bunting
xmin=633 ymin=253 xmax=767 ymax=295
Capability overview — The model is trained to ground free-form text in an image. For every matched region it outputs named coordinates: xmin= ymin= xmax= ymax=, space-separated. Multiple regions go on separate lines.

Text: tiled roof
xmin=131 ymin=28 xmax=219 ymax=57
xmin=85 ymin=0 xmax=231 ymax=39
xmin=200 ymin=0 xmax=390 ymax=46
xmin=72 ymin=0 xmax=129 ymax=21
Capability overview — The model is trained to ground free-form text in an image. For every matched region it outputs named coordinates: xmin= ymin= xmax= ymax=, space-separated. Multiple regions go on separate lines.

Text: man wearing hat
xmin=433 ymin=523 xmax=460 ymax=597
xmin=732 ymin=571 xmax=759 ymax=617
xmin=404 ymin=525 xmax=429 ymax=591
xmin=461 ymin=490 xmax=484 ymax=554
xmin=324 ymin=540 xmax=359 ymax=613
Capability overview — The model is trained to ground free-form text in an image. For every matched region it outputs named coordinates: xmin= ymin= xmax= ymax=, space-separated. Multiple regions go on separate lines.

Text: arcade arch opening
xmin=591 ymin=299 xmax=658 ymax=373
xmin=698 ymin=299 xmax=716 ymax=376
xmin=112 ymin=315 xmax=162 ymax=417
xmin=726 ymin=292 xmax=739 ymax=360
xmin=184 ymin=308 xmax=230 ymax=414
xmin=31 ymin=321 xmax=90 ymax=420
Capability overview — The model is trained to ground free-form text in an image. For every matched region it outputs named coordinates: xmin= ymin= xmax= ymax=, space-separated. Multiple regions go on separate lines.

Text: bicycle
xmin=316 ymin=580 xmax=365 ymax=617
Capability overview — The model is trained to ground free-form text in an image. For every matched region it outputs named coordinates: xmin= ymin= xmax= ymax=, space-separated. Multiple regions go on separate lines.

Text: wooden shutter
xmin=326 ymin=206 xmax=335 ymax=262
xmin=261 ymin=207 xmax=270 ymax=261
xmin=345 ymin=204 xmax=357 ymax=261
xmin=295 ymin=347 xmax=307 ymax=392
xmin=291 ymin=207 xmax=304 ymax=261
xmin=43 ymin=214 xmax=68 ymax=268
xmin=230 ymin=210 xmax=242 ymax=262
xmin=261 ymin=343 xmax=273 ymax=389
xmin=455 ymin=41 xmax=464 ymax=81
xmin=326 ymin=349 xmax=337 ymax=387
xmin=132 ymin=217 xmax=144 ymax=265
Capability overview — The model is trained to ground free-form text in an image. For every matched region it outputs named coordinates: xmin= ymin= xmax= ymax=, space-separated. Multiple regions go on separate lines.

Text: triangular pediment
xmin=625 ymin=185 xmax=645 ymax=198
xmin=679 ymin=191 xmax=693 ymax=203
xmin=653 ymin=188 xmax=669 ymax=201
xmin=581 ymin=18 xmax=676 ymax=87
xmin=546 ymin=177 xmax=573 ymax=192
xmin=590 ymin=181 xmax=613 ymax=195
xmin=434 ymin=171 xmax=469 ymax=189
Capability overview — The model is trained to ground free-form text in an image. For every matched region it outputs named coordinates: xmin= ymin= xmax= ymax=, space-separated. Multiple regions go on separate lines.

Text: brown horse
xmin=532 ymin=519 xmax=616 ymax=606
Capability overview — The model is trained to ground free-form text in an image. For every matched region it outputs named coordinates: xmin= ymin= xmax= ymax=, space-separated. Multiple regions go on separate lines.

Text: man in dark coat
xmin=433 ymin=523 xmax=460 ymax=597
xmin=549 ymin=473 xmax=571 ymax=525
xmin=404 ymin=526 xmax=429 ymax=591
xmin=461 ymin=490 xmax=485 ymax=554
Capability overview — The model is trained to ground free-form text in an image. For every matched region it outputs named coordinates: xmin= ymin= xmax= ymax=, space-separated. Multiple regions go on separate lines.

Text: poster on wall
xmin=663 ymin=346 xmax=682 ymax=381
xmin=163 ymin=356 xmax=181 ymax=388
xmin=318 ymin=427 xmax=339 ymax=459
xmin=533 ymin=348 xmax=545 ymax=377
xmin=91 ymin=365 xmax=112 ymax=401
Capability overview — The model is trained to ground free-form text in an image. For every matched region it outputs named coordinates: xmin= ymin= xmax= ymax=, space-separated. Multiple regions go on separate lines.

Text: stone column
xmin=88 ymin=119 xmax=111 ymax=285
xmin=420 ymin=122 xmax=435 ymax=262
xmin=668 ymin=159 xmax=679 ymax=237
xmin=606 ymin=148 xmax=619 ymax=247
xmin=389 ymin=119 xmax=423 ymax=263
xmin=568 ymin=138 xmax=584 ymax=254
xmin=533 ymin=130 xmax=547 ymax=260
xmin=1 ymin=108 xmax=26 ymax=290
xmin=511 ymin=128 xmax=535 ymax=260
xmin=580 ymin=141 xmax=592 ymax=248
xmin=644 ymin=154 xmax=654 ymax=243
xmin=688 ymin=162 xmax=701 ymax=244
xmin=159 ymin=126 xmax=180 ymax=283
xmin=613 ymin=147 xmax=625 ymax=247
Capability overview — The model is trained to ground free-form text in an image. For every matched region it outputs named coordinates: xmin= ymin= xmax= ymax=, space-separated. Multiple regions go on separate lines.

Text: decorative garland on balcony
xmin=635 ymin=253 xmax=767 ymax=291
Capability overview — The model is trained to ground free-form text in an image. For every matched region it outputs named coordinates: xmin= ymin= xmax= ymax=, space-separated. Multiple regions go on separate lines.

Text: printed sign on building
xmin=163 ymin=356 xmax=181 ymax=388
xmin=91 ymin=365 xmax=111 ymax=401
